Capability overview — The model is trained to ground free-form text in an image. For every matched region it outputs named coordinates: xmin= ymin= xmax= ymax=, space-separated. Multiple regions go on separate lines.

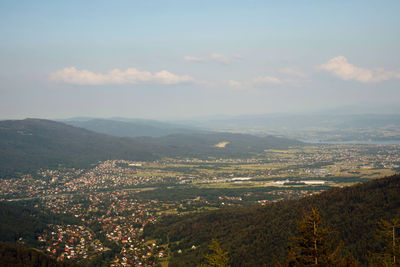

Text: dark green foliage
xmin=198 ymin=239 xmax=230 ymax=267
xmin=0 ymin=202 xmax=79 ymax=247
xmin=136 ymin=185 xmax=325 ymax=203
xmin=338 ymin=254 xmax=361 ymax=267
xmin=287 ymin=208 xmax=342 ymax=266
xmin=144 ymin=174 xmax=400 ymax=266
xmin=0 ymin=242 xmax=79 ymax=267
xmin=369 ymin=218 xmax=400 ymax=266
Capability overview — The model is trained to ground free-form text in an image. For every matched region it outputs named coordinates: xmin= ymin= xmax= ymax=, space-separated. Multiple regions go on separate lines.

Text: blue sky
xmin=1 ymin=1 xmax=400 ymax=119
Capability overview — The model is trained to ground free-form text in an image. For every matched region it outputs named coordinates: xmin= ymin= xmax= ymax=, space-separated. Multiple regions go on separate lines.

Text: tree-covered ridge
xmin=0 ymin=242 xmax=80 ymax=267
xmin=0 ymin=202 xmax=79 ymax=248
xmin=0 ymin=118 xmax=301 ymax=177
xmin=0 ymin=119 xmax=157 ymax=177
xmin=144 ymin=174 xmax=400 ymax=266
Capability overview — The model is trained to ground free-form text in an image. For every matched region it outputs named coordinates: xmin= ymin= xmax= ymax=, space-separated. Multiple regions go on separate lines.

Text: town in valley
xmin=1 ymin=144 xmax=399 ymax=266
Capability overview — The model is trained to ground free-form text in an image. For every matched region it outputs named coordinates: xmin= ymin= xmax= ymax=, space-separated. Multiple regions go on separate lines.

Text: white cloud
xmin=210 ymin=53 xmax=231 ymax=64
xmin=50 ymin=67 xmax=194 ymax=85
xmin=226 ymin=75 xmax=281 ymax=89
xmin=279 ymin=67 xmax=306 ymax=78
xmin=318 ymin=56 xmax=400 ymax=83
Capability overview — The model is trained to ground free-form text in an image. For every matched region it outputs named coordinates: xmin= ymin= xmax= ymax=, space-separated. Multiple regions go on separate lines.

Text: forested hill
xmin=0 ymin=242 xmax=79 ymax=267
xmin=0 ymin=201 xmax=79 ymax=248
xmin=0 ymin=119 xmax=301 ymax=177
xmin=0 ymin=119 xmax=158 ymax=177
xmin=144 ymin=174 xmax=400 ymax=266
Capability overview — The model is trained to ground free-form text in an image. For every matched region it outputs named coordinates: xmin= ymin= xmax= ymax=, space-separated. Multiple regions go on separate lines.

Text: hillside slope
xmin=0 ymin=201 xmax=79 ymax=248
xmin=0 ymin=119 xmax=157 ymax=177
xmin=0 ymin=242 xmax=78 ymax=267
xmin=144 ymin=174 xmax=400 ymax=266
xmin=0 ymin=119 xmax=301 ymax=177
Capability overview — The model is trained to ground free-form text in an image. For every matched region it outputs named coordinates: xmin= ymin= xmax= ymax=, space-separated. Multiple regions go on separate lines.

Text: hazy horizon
xmin=3 ymin=102 xmax=400 ymax=122
xmin=1 ymin=1 xmax=400 ymax=119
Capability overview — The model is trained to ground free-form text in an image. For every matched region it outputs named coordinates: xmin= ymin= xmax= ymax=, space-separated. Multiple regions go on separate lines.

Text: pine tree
xmin=370 ymin=218 xmax=400 ymax=266
xmin=198 ymin=238 xmax=230 ymax=267
xmin=287 ymin=208 xmax=342 ymax=266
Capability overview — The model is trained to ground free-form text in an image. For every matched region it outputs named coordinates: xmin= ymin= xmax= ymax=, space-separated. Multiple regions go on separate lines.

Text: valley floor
xmin=1 ymin=144 xmax=399 ymax=266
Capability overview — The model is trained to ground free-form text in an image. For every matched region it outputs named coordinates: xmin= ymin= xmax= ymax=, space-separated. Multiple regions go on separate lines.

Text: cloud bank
xmin=50 ymin=67 xmax=194 ymax=85
xmin=318 ymin=56 xmax=400 ymax=83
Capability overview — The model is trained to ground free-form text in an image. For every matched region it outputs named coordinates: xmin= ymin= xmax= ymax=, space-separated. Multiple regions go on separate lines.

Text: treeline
xmin=0 ymin=202 xmax=79 ymax=248
xmin=197 ymin=208 xmax=400 ymax=266
xmin=143 ymin=174 xmax=400 ymax=266
xmin=0 ymin=242 xmax=80 ymax=267
xmin=0 ymin=200 xmax=122 ymax=266
xmin=135 ymin=186 xmax=327 ymax=202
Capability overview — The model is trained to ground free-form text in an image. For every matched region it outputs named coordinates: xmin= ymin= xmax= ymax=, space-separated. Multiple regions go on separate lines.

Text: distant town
xmin=1 ymin=144 xmax=399 ymax=266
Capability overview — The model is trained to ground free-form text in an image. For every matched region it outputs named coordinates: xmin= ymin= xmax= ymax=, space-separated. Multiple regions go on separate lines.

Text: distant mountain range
xmin=171 ymin=113 xmax=400 ymax=142
xmin=62 ymin=118 xmax=204 ymax=138
xmin=177 ymin=113 xmax=400 ymax=132
xmin=0 ymin=119 xmax=301 ymax=177
xmin=61 ymin=113 xmax=400 ymax=141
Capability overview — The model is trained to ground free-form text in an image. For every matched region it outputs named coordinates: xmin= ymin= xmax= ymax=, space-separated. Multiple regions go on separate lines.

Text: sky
xmin=1 ymin=0 xmax=400 ymax=119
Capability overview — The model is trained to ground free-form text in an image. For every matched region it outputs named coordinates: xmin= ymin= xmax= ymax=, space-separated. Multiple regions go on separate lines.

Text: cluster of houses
xmin=0 ymin=160 xmax=165 ymax=200
xmin=38 ymin=224 xmax=105 ymax=261
xmin=38 ymin=190 xmax=168 ymax=266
